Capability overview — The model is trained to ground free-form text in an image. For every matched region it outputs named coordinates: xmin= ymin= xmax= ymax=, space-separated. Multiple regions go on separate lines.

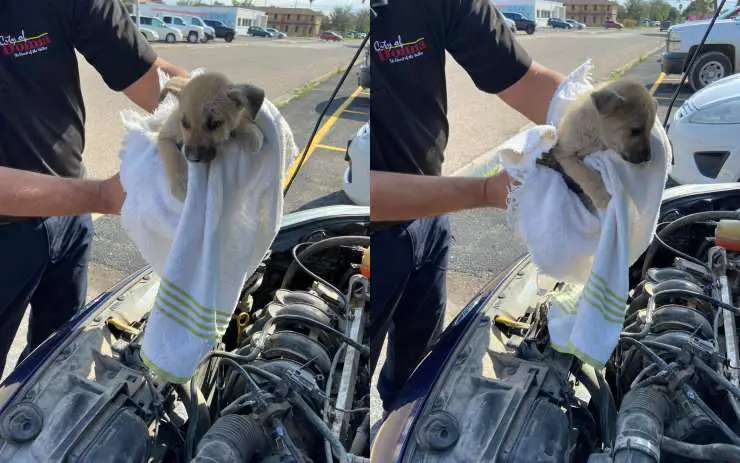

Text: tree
xmin=353 ymin=9 xmax=370 ymax=33
xmin=623 ymin=0 xmax=647 ymax=20
xmin=328 ymin=6 xmax=355 ymax=32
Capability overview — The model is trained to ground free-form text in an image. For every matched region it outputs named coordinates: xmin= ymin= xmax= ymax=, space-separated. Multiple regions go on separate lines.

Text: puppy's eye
xmin=181 ymin=117 xmax=191 ymax=130
xmin=630 ymin=128 xmax=643 ymax=136
xmin=206 ymin=118 xmax=223 ymax=131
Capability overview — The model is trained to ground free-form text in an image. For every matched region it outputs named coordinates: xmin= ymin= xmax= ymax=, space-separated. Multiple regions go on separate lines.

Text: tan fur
xmin=156 ymin=72 xmax=266 ymax=201
xmin=549 ymin=79 xmax=657 ymax=210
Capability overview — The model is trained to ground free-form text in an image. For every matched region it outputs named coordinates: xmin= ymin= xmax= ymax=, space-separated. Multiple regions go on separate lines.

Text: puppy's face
xmin=167 ymin=73 xmax=265 ymax=163
xmin=590 ymin=80 xmax=657 ymax=164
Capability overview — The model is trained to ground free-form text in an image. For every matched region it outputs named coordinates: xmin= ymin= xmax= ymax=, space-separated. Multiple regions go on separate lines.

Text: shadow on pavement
xmin=314 ymin=95 xmax=370 ymax=123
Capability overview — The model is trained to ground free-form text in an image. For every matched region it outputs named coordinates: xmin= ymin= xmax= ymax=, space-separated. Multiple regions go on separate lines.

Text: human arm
xmin=0 ymin=168 xmax=124 ymax=217
xmin=370 ymin=170 xmax=511 ymax=222
xmin=73 ymin=0 xmax=189 ymax=113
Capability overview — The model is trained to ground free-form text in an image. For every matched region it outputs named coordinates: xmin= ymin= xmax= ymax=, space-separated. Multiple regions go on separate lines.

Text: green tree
xmin=328 ymin=6 xmax=354 ymax=32
xmin=623 ymin=0 xmax=647 ymax=20
xmin=353 ymin=9 xmax=370 ymax=33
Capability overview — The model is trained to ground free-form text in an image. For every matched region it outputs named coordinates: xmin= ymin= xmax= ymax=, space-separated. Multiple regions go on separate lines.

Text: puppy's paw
xmin=590 ymin=187 xmax=611 ymax=209
xmin=170 ymin=174 xmax=188 ymax=202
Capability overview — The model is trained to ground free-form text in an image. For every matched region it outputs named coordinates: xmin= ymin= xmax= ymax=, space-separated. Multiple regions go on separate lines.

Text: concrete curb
xmin=273 ymin=67 xmax=347 ymax=108
xmin=452 ymin=45 xmax=665 ymax=178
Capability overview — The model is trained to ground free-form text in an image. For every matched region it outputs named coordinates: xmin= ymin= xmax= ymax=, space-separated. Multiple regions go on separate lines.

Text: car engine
xmin=0 ymin=225 xmax=371 ymax=463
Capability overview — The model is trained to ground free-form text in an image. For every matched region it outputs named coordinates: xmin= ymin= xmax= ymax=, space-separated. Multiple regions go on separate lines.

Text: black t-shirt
xmin=370 ymin=0 xmax=533 ymax=176
xmin=0 ymin=0 xmax=157 ymax=179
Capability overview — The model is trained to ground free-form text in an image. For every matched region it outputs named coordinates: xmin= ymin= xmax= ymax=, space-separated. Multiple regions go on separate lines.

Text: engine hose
xmin=174 ymin=381 xmax=211 ymax=460
xmin=573 ymin=364 xmax=617 ymax=447
xmin=349 ymin=413 xmax=371 ymax=455
xmin=191 ymin=414 xmax=266 ymax=463
xmin=269 ymin=314 xmax=370 ymax=356
xmin=324 ymin=344 xmax=348 ymax=463
xmin=661 ymin=436 xmax=740 ymax=461
xmin=641 ymin=211 xmax=740 ymax=280
xmin=613 ymin=387 xmax=670 ymax=463
xmin=281 ymin=236 xmax=370 ymax=289
xmin=288 ymin=391 xmax=370 ymax=463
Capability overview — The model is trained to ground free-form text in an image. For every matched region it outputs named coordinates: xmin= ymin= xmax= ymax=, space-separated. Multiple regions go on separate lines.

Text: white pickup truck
xmin=159 ymin=14 xmax=205 ymax=43
xmin=662 ymin=6 xmax=740 ymax=91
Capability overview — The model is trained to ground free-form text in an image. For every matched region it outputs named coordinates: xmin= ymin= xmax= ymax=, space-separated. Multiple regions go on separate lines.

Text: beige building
xmin=564 ymin=0 xmax=618 ymax=26
xmin=253 ymin=7 xmax=323 ymax=37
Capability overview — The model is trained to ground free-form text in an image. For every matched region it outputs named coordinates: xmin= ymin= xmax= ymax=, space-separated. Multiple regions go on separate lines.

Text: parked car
xmin=372 ymin=181 xmax=740 ymax=462
xmin=667 ymin=73 xmax=740 ymax=185
xmin=131 ymin=15 xmax=183 ymax=43
xmin=320 ymin=31 xmax=343 ymax=41
xmin=502 ymin=11 xmax=537 ymax=34
xmin=603 ymin=19 xmax=625 ymax=29
xmin=159 ymin=14 xmax=204 ymax=43
xmin=186 ymin=15 xmax=216 ymax=42
xmin=548 ymin=17 xmax=573 ymax=29
xmin=248 ymin=26 xmax=273 ymax=38
xmin=661 ymin=11 xmax=740 ymax=91
xmin=203 ymin=18 xmax=236 ymax=42
xmin=660 ymin=20 xmax=672 ymax=31
xmin=136 ymin=26 xmax=160 ymax=43
xmin=357 ymin=41 xmax=370 ymax=89
xmin=652 ymin=19 xmax=662 ymax=26
xmin=566 ymin=18 xmax=586 ymax=29
xmin=265 ymin=27 xmax=287 ymax=39
xmin=504 ymin=17 xmax=517 ymax=34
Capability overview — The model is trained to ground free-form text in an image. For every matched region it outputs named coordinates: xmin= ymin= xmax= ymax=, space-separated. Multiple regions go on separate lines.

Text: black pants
xmin=370 ymin=215 xmax=451 ymax=412
xmin=0 ymin=215 xmax=93 ymax=376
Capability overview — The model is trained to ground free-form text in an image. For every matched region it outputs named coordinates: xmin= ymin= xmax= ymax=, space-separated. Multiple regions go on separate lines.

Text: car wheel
xmin=188 ymin=31 xmax=199 ymax=43
xmin=165 ymin=33 xmax=176 ymax=43
xmin=689 ymin=51 xmax=733 ymax=92
xmin=526 ymin=24 xmax=535 ymax=34
xmin=225 ymin=33 xmax=234 ymax=43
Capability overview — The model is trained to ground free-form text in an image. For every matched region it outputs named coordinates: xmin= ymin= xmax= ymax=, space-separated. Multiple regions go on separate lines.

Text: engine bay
xmin=400 ymin=187 xmax=740 ymax=463
xmin=0 ymin=212 xmax=371 ymax=463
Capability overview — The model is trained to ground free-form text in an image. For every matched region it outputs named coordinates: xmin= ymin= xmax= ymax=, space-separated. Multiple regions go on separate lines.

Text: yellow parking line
xmin=649 ymin=72 xmax=666 ymax=96
xmin=342 ymin=109 xmax=369 ymax=116
xmin=283 ymin=86 xmax=365 ymax=188
xmin=316 ymin=143 xmax=347 ymax=153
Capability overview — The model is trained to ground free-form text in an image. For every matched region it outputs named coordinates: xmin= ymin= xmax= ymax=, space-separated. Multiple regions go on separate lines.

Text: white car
xmin=138 ymin=27 xmax=160 ymax=42
xmin=131 ymin=15 xmax=183 ymax=43
xmin=186 ymin=15 xmax=216 ymax=41
xmin=160 ymin=14 xmax=204 ymax=43
xmin=342 ymin=123 xmax=370 ymax=206
xmin=667 ymin=73 xmax=740 ymax=184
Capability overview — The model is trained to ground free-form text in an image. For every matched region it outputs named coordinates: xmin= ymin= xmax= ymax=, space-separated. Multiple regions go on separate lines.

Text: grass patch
xmin=274 ymin=66 xmax=346 ymax=108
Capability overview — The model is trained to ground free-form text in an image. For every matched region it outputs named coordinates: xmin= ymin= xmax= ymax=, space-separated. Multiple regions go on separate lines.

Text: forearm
xmin=498 ymin=61 xmax=565 ymax=125
xmin=0 ymin=167 xmax=114 ymax=217
xmin=123 ymin=57 xmax=189 ymax=113
xmin=370 ymin=171 xmax=510 ymax=222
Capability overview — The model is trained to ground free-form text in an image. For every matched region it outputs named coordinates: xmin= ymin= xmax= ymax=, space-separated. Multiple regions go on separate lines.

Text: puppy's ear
xmin=159 ymin=76 xmax=189 ymax=103
xmin=591 ymin=87 xmax=626 ymax=115
xmin=227 ymin=84 xmax=265 ymax=120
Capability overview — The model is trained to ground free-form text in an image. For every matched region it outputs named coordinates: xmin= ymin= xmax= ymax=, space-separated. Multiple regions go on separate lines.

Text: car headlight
xmin=667 ymin=31 xmax=681 ymax=52
xmin=688 ymin=99 xmax=740 ymax=124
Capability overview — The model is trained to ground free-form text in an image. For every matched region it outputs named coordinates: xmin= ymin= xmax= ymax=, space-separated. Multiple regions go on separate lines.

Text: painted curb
xmin=452 ymin=45 xmax=665 ymax=178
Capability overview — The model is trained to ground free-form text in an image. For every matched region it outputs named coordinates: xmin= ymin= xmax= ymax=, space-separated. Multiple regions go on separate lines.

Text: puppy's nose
xmin=184 ymin=145 xmax=201 ymax=162
xmin=197 ymin=146 xmax=217 ymax=162
xmin=634 ymin=149 xmax=651 ymax=164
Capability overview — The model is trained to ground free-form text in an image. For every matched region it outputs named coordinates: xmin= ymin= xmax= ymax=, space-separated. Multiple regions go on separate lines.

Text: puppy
xmin=539 ymin=79 xmax=658 ymax=210
xmin=156 ymin=72 xmax=266 ymax=201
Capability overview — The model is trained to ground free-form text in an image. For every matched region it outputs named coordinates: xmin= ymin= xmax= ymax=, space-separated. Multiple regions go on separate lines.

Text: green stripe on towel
xmin=549 ymin=340 xmax=607 ymax=370
xmin=160 ymin=277 xmax=233 ymax=319
xmin=589 ymin=273 xmax=627 ymax=307
xmin=581 ymin=284 xmax=625 ymax=319
xmin=159 ymin=284 xmax=231 ymax=326
xmin=580 ymin=290 xmax=624 ymax=325
xmin=140 ymin=349 xmax=191 ymax=384
xmin=155 ymin=300 xmax=222 ymax=342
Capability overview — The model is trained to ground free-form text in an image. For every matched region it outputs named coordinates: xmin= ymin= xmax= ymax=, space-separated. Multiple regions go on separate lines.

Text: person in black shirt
xmin=370 ymin=0 xmax=566 ymax=413
xmin=0 ymin=0 xmax=188 ymax=375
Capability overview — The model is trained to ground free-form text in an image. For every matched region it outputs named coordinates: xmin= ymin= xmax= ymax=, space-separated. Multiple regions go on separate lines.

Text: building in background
xmin=129 ymin=3 xmax=268 ymax=35
xmin=563 ymin=0 xmax=618 ymax=26
xmin=495 ymin=0 xmax=565 ymax=26
xmin=252 ymin=7 xmax=323 ymax=37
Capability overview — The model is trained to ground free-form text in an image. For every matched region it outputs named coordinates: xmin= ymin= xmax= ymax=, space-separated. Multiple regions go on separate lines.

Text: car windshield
xmin=174 ymin=17 xmax=185 ymax=25
xmin=152 ymin=18 xmax=165 ymax=27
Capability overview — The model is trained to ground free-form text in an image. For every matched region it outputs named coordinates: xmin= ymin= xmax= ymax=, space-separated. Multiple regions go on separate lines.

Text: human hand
xmin=98 ymin=173 xmax=126 ymax=215
xmin=483 ymin=170 xmax=514 ymax=210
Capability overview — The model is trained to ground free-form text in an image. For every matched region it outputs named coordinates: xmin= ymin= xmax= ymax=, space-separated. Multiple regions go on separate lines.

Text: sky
xmin=160 ymin=0 xmax=367 ymax=14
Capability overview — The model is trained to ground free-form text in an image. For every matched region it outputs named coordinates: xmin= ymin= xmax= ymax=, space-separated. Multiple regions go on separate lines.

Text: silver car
xmin=131 ymin=15 xmax=183 ymax=43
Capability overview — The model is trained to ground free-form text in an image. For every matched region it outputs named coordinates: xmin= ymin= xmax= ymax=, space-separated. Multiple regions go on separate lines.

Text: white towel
xmin=497 ymin=60 xmax=672 ymax=367
xmin=118 ymin=69 xmax=298 ymax=383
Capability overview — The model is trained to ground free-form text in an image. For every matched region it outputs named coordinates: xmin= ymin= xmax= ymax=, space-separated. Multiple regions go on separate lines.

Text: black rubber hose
xmin=350 ymin=413 xmax=371 ymax=455
xmin=641 ymin=211 xmax=740 ymax=280
xmin=191 ymin=414 xmax=266 ymax=463
xmin=573 ymin=364 xmax=617 ymax=447
xmin=269 ymin=314 xmax=370 ymax=355
xmin=661 ymin=436 xmax=740 ymax=461
xmin=613 ymin=387 xmax=670 ymax=463
xmin=281 ymin=236 xmax=370 ymax=289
